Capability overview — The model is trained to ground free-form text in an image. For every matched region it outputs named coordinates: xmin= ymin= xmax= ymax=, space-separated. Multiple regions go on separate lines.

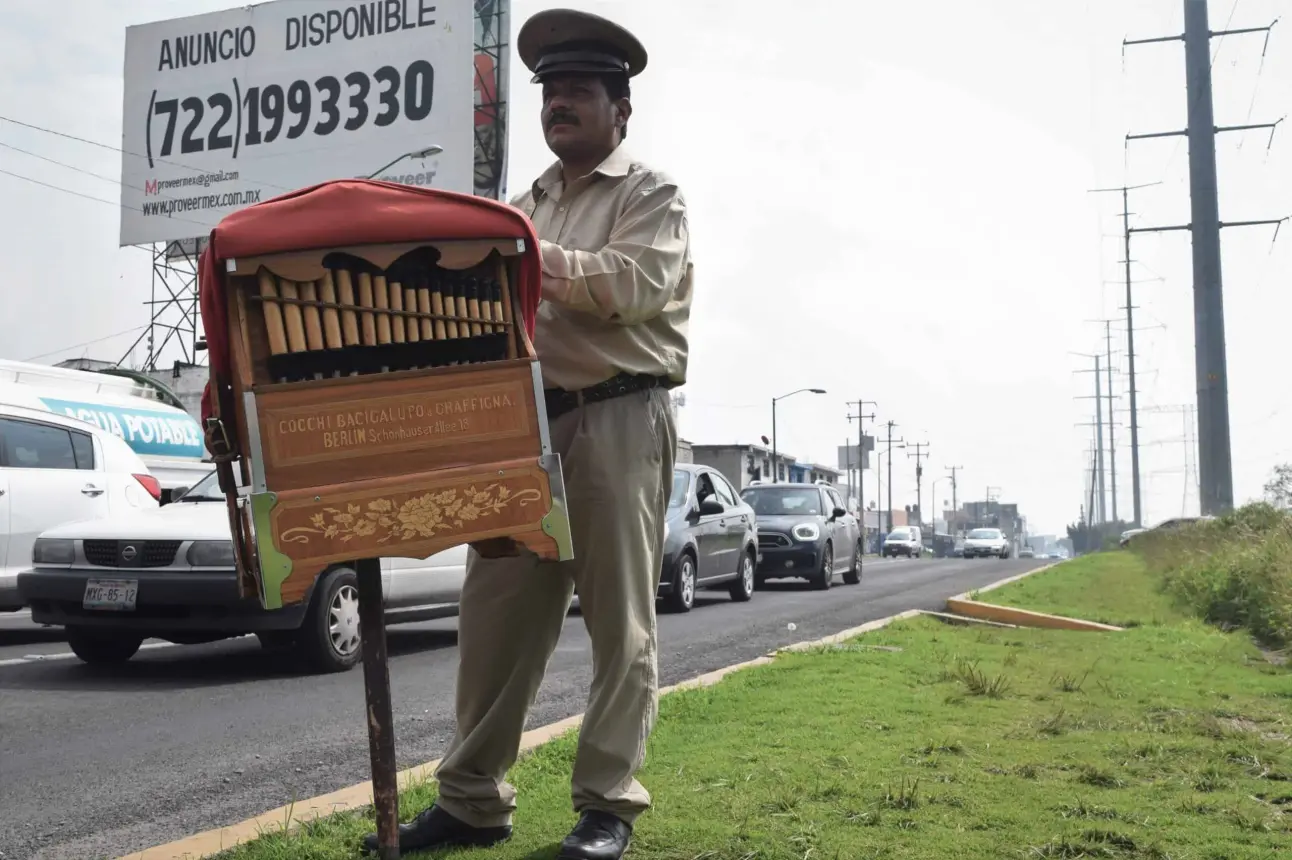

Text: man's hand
xmin=471 ymin=537 xmax=522 ymax=559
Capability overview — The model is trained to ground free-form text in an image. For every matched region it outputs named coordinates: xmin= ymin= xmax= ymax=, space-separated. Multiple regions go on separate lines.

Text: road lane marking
xmin=0 ymin=636 xmax=254 ymax=668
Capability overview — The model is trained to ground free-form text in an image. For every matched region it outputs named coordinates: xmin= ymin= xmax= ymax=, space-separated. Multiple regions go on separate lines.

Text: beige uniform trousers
xmin=434 ymin=386 xmax=677 ymax=827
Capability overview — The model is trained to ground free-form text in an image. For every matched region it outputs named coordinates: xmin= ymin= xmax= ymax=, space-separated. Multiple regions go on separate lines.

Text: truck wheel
xmin=65 ymin=627 xmax=143 ymax=665
xmin=296 ymin=567 xmax=364 ymax=673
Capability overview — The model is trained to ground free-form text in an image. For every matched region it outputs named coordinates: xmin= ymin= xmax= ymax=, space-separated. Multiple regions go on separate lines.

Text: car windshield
xmin=968 ymin=529 xmax=1001 ymax=540
xmin=740 ymin=487 xmax=821 ymax=516
xmin=176 ymin=470 xmax=228 ymax=502
xmin=887 ymin=528 xmax=912 ymax=539
xmin=668 ymin=470 xmax=690 ymax=508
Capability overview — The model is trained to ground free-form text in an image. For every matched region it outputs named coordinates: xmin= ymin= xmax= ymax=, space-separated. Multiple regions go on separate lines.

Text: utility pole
xmin=1103 ymin=321 xmax=1118 ymax=523
xmin=847 ymin=401 xmax=877 ymax=550
xmin=946 ymin=465 xmax=962 ymax=538
xmin=1088 ymin=432 xmax=1098 ymax=529
xmin=884 ymin=421 xmax=904 ymax=534
xmin=907 ymin=441 xmax=930 ymax=531
xmin=1090 ymin=182 xmax=1159 ymax=527
xmin=1123 ymin=3 xmax=1286 ymax=515
xmin=1074 ymin=353 xmax=1106 ymax=523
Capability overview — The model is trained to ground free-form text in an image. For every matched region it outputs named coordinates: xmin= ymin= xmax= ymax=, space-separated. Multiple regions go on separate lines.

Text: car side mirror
xmin=831 ymin=506 xmax=847 ymax=520
xmin=698 ymin=499 xmax=725 ymax=516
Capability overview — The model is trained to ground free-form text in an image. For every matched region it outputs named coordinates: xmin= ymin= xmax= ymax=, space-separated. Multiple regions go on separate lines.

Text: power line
xmin=0 ymin=113 xmax=293 ymax=192
xmin=0 ymin=140 xmax=120 ymax=187
xmin=22 ymin=326 xmax=147 ymax=362
xmin=0 ymin=166 xmax=214 ymax=230
xmin=0 ymin=139 xmax=210 ymax=209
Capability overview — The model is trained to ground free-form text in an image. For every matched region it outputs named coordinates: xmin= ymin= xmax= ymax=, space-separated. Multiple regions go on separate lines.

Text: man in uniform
xmin=363 ymin=8 xmax=691 ymax=860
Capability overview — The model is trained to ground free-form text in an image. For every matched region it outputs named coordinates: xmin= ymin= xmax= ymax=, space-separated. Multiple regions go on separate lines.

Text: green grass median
xmin=222 ymin=551 xmax=1290 ymax=860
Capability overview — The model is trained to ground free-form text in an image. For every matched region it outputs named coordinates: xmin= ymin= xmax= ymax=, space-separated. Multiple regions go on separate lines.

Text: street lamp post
xmin=771 ymin=388 xmax=826 ymax=483
xmin=366 ymin=145 xmax=444 ymax=179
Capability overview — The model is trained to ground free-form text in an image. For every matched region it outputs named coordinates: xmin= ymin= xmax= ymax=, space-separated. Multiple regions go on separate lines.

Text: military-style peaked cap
xmin=517 ymin=8 xmax=648 ymax=83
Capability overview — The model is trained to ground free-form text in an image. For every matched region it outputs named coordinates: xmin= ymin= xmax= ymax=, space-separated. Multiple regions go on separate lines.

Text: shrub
xmin=1131 ymin=503 xmax=1292 ymax=648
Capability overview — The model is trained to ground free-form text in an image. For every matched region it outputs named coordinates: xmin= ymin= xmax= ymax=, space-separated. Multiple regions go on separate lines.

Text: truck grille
xmin=758 ymin=532 xmax=791 ymax=549
xmin=83 ymin=540 xmax=182 ymax=568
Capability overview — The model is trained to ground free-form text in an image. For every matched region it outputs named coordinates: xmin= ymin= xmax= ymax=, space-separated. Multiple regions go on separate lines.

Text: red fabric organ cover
xmin=197 ymin=180 xmax=541 ymax=441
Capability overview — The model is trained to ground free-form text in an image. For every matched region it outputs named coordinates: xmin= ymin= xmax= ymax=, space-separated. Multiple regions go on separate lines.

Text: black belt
xmin=545 ymin=373 xmax=675 ymax=421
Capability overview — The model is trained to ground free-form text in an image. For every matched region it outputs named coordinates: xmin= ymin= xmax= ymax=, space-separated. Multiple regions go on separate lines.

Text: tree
xmin=1263 ymin=463 xmax=1292 ymax=509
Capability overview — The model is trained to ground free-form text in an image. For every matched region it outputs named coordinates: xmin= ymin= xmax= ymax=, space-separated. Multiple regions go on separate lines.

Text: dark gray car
xmin=657 ymin=464 xmax=758 ymax=613
xmin=740 ymin=482 xmax=863 ymax=590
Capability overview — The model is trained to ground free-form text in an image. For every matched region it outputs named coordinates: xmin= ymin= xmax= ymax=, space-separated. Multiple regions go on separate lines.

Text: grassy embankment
xmin=222 ymin=518 xmax=1291 ymax=860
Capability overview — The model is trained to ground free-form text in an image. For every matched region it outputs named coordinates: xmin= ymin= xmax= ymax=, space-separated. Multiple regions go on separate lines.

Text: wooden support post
xmin=356 ymin=556 xmax=400 ymax=859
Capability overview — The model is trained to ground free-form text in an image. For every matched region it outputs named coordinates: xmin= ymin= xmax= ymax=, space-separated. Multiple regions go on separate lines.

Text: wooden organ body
xmin=199 ymin=181 xmax=573 ymax=612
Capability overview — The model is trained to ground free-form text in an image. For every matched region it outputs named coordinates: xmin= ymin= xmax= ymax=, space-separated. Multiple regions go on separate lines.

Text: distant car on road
xmin=18 ymin=469 xmax=466 ymax=673
xmin=740 ymin=482 xmax=862 ymax=590
xmin=1120 ymin=516 xmax=1213 ymax=548
xmin=881 ymin=526 xmax=922 ymax=558
xmin=961 ymin=527 xmax=1012 ymax=559
xmin=658 ymin=464 xmax=758 ymax=613
xmin=1018 ymin=547 xmax=1035 ymax=559
xmin=1118 ymin=527 xmax=1148 ymax=547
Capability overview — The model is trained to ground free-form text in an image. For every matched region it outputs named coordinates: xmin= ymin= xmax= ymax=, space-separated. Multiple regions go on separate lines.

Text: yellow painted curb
xmin=121 ymin=564 xmax=1051 ymax=860
xmin=945 ymin=598 xmax=1123 ymax=632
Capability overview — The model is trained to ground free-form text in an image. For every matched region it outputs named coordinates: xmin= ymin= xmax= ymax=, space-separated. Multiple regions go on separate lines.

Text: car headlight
xmin=187 ymin=540 xmax=236 ymax=567
xmin=663 ymin=521 xmax=671 ymax=543
xmin=32 ymin=538 xmax=75 ymax=566
xmin=791 ymin=523 xmax=820 ymax=542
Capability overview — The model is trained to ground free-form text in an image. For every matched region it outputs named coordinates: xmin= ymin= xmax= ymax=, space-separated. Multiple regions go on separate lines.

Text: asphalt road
xmin=0 ymin=556 xmax=1048 ymax=860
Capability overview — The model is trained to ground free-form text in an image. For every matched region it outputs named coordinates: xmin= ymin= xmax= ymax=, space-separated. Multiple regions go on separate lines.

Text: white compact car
xmin=962 ymin=527 xmax=1011 ymax=559
xmin=18 ymin=469 xmax=468 ymax=673
xmin=1 ymin=404 xmax=160 ymax=611
xmin=881 ymin=525 xmax=923 ymax=558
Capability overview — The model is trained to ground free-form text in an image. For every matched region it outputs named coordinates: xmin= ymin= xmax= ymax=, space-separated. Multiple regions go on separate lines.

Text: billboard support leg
xmin=357 ymin=556 xmax=400 ymax=859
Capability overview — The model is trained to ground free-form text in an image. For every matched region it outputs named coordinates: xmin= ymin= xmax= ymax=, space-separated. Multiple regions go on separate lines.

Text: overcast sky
xmin=1 ymin=0 xmax=1288 ymax=535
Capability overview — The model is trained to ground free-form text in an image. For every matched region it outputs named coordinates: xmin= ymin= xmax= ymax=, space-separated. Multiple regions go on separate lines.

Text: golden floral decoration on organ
xmin=279 ymin=483 xmax=542 ymax=545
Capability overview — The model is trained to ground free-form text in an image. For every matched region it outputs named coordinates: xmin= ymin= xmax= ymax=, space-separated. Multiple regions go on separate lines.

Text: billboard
xmin=837 ymin=436 xmax=875 ymax=472
xmin=120 ymin=0 xmax=476 ymax=247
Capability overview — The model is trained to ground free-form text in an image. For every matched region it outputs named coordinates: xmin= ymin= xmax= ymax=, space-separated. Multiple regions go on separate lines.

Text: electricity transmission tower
xmin=1123 ymin=1 xmax=1287 ymax=515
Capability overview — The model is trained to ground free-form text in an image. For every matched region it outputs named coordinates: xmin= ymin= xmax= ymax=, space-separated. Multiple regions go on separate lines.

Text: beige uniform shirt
xmin=510 ymin=146 xmax=692 ymax=392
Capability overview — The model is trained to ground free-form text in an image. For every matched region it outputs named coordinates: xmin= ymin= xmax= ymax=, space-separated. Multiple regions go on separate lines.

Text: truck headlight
xmin=187 ymin=540 xmax=236 ymax=567
xmin=792 ymin=523 xmax=820 ymax=542
xmin=32 ymin=538 xmax=75 ymax=566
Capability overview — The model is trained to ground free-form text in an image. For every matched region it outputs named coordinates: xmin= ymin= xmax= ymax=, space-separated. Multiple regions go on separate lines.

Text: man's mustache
xmin=547 ymin=112 xmax=580 ymax=128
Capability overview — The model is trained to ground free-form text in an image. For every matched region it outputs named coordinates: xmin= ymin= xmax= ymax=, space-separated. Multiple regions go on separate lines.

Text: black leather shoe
xmin=557 ymin=810 xmax=633 ymax=860
xmin=361 ymin=803 xmax=511 ymax=854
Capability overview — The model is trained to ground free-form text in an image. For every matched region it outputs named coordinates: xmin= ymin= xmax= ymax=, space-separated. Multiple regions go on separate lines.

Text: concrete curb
xmin=947 ymin=561 xmax=1059 ymax=602
xmin=121 ymin=562 xmax=1057 ymax=859
xmin=945 ymin=598 xmax=1123 ymax=632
